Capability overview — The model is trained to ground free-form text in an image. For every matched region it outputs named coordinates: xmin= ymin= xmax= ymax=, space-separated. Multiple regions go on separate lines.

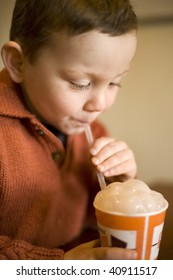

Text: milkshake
xmin=93 ymin=179 xmax=168 ymax=259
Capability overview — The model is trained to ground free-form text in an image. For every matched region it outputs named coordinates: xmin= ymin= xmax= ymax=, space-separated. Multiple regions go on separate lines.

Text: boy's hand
xmin=89 ymin=137 xmax=137 ymax=181
xmin=64 ymin=240 xmax=137 ymax=260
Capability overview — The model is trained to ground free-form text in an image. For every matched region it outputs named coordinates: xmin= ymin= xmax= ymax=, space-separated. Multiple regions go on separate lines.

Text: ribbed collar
xmin=0 ymin=69 xmax=33 ymax=119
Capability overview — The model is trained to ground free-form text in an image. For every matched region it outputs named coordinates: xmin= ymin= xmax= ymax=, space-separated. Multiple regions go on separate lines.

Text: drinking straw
xmin=84 ymin=125 xmax=107 ymax=190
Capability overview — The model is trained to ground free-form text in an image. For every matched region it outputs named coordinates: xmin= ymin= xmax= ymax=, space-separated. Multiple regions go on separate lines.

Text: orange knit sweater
xmin=0 ymin=69 xmax=108 ymax=259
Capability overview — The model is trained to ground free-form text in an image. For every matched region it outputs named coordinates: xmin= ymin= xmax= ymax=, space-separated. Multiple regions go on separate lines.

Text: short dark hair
xmin=10 ymin=0 xmax=137 ymax=62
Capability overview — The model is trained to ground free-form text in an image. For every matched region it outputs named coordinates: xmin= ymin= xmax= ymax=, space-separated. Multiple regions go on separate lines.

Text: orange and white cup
xmin=94 ymin=202 xmax=168 ymax=260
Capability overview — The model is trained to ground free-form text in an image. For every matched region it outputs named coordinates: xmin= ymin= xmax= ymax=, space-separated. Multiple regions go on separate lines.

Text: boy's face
xmin=21 ymin=30 xmax=137 ymax=135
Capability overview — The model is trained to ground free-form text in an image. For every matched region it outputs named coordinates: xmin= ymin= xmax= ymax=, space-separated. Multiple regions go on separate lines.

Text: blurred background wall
xmin=0 ymin=0 xmax=173 ymax=187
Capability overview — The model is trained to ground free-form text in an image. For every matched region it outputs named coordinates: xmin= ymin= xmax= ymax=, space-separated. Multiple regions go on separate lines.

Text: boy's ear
xmin=1 ymin=41 xmax=24 ymax=83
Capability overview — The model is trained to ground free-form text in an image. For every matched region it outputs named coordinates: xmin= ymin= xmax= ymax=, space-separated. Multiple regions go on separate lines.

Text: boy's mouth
xmin=73 ymin=119 xmax=95 ymax=127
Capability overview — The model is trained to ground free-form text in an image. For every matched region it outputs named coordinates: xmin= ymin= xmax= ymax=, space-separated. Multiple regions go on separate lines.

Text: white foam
xmin=94 ymin=179 xmax=167 ymax=214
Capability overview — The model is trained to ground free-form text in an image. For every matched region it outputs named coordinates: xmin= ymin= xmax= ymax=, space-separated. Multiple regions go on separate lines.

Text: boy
xmin=0 ymin=0 xmax=137 ymax=259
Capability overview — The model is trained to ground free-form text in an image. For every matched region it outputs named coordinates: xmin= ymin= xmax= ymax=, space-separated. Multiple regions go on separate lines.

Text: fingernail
xmin=92 ymin=157 xmax=99 ymax=165
xmin=90 ymin=148 xmax=97 ymax=155
xmin=98 ymin=165 xmax=105 ymax=172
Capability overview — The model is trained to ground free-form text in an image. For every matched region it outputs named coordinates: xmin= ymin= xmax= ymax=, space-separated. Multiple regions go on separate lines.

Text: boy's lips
xmin=74 ymin=119 xmax=95 ymax=126
xmin=70 ymin=115 xmax=99 ymax=128
xmin=70 ymin=111 xmax=100 ymax=126
xmin=74 ymin=120 xmax=90 ymax=127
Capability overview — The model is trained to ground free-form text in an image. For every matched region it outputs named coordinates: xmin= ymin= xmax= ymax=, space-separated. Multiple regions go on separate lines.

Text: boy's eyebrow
xmin=64 ymin=68 xmax=130 ymax=79
xmin=62 ymin=70 xmax=84 ymax=78
xmin=116 ymin=69 xmax=129 ymax=78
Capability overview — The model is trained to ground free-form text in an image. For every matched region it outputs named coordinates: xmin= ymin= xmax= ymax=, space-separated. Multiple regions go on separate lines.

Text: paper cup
xmin=94 ymin=201 xmax=168 ymax=260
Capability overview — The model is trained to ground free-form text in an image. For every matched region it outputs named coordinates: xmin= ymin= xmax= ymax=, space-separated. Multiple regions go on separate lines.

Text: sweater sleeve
xmin=0 ymin=235 xmax=64 ymax=260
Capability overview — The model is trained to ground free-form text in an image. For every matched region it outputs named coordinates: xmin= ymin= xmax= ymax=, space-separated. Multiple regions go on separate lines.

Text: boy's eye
xmin=109 ymin=82 xmax=122 ymax=88
xmin=70 ymin=82 xmax=90 ymax=91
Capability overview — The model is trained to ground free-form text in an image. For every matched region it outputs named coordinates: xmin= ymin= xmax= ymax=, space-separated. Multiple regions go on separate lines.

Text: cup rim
xmin=94 ymin=200 xmax=169 ymax=217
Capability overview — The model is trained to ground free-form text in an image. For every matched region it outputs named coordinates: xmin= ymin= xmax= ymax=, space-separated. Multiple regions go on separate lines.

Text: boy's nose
xmin=84 ymin=91 xmax=108 ymax=113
